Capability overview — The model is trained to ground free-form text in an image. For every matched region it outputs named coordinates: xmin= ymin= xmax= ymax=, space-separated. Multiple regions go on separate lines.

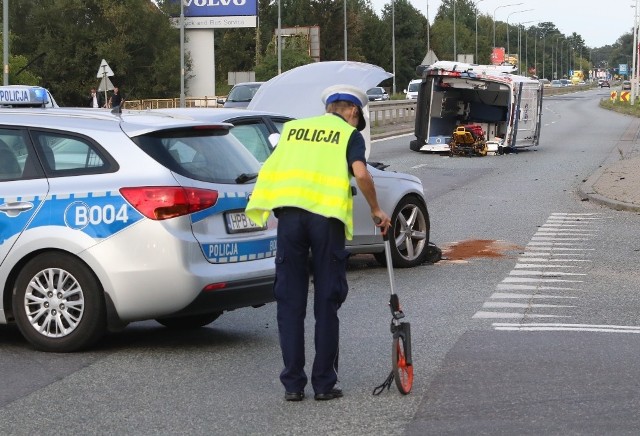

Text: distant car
xmin=404 ymin=79 xmax=421 ymax=99
xmin=600 ymin=80 xmax=610 ymax=88
xmin=366 ymin=87 xmax=389 ymax=101
xmin=538 ymin=78 xmax=551 ymax=87
xmin=622 ymin=80 xmax=631 ymax=90
xmin=551 ymin=80 xmax=562 ymax=88
xmin=220 ymin=82 xmax=264 ymax=108
xmin=560 ymin=79 xmax=570 ymax=86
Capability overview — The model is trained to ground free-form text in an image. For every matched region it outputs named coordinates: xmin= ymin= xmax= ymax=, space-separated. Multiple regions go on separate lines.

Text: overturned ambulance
xmin=409 ymin=61 xmax=543 ymax=155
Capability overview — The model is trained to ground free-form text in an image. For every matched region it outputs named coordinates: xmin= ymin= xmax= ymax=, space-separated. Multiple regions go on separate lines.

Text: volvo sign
xmin=182 ymin=0 xmax=257 ymax=17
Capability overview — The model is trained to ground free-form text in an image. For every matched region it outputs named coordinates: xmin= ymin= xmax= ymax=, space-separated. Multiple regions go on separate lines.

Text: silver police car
xmin=0 ymin=88 xmax=277 ymax=352
xmin=155 ymin=107 xmax=431 ymax=269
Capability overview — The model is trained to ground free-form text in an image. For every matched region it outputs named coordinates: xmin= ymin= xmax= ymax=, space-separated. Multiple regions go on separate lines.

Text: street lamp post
xmin=506 ymin=9 xmax=533 ymax=63
xmin=277 ymin=0 xmax=282 ymax=75
xmin=475 ymin=0 xmax=486 ymax=63
xmin=3 ymin=0 xmax=8 ymax=85
xmin=180 ymin=0 xmax=185 ymax=107
xmin=519 ymin=21 xmax=534 ymax=75
xmin=632 ymin=0 xmax=638 ymax=105
xmin=344 ymin=0 xmax=347 ymax=60
xmin=392 ymin=0 xmax=396 ymax=94
xmin=493 ymin=2 xmax=523 ymax=48
xmin=541 ymin=32 xmax=545 ymax=79
xmin=453 ymin=0 xmax=457 ymax=60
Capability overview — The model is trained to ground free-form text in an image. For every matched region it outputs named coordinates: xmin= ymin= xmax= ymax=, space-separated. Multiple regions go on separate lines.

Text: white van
xmin=404 ymin=79 xmax=421 ymax=100
xmin=409 ymin=61 xmax=543 ymax=154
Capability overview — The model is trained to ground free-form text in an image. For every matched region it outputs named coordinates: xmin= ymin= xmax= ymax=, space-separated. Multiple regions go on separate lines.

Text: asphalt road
xmin=1 ymin=87 xmax=640 ymax=435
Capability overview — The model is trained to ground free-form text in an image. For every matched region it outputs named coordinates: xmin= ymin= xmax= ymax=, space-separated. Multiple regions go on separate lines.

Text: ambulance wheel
xmin=374 ymin=196 xmax=430 ymax=268
xmin=156 ymin=312 xmax=222 ymax=329
xmin=12 ymin=252 xmax=106 ymax=352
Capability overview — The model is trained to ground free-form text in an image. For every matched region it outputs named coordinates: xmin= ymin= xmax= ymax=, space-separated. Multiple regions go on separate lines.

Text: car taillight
xmin=120 ymin=187 xmax=218 ymax=220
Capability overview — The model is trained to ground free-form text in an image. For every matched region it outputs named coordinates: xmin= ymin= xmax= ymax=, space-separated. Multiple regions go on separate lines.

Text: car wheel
xmin=374 ymin=196 xmax=430 ymax=268
xmin=156 ymin=312 xmax=222 ymax=329
xmin=12 ymin=252 xmax=106 ymax=352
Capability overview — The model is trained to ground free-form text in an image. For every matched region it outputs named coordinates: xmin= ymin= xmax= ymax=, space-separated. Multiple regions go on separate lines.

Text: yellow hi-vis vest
xmin=245 ymin=113 xmax=355 ymax=239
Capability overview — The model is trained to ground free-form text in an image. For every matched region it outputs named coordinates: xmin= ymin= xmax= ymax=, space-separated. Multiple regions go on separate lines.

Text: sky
xmin=370 ymin=0 xmax=634 ymax=48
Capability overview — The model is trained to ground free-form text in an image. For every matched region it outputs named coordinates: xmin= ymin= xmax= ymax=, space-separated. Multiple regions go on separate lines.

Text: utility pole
xmin=3 ymin=0 xmax=8 ymax=85
xmin=632 ymin=0 xmax=638 ymax=105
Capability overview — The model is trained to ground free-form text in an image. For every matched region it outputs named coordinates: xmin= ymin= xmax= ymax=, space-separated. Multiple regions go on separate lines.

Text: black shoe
xmin=284 ymin=391 xmax=305 ymax=401
xmin=314 ymin=388 xmax=343 ymax=401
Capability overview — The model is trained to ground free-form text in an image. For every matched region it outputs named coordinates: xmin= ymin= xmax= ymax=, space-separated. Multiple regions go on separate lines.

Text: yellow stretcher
xmin=449 ymin=125 xmax=488 ymax=157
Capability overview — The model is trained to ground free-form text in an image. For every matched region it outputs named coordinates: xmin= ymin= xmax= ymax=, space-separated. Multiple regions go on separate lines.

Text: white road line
xmin=520 ymin=252 xmax=590 ymax=257
xmin=494 ymin=322 xmax=640 ymax=329
xmin=492 ymin=323 xmax=640 ymax=333
xmin=502 ymin=277 xmax=583 ymax=283
xmin=518 ymin=258 xmax=591 ymax=262
xmin=496 ymin=284 xmax=582 ymax=291
xmin=537 ymin=228 xmax=597 ymax=232
xmin=491 ymin=292 xmax=578 ymax=299
xmin=509 ymin=270 xmax=586 ymax=276
xmin=514 ymin=263 xmax=583 ymax=268
xmin=541 ymin=223 xmax=594 ymax=226
xmin=483 ymin=302 xmax=575 ymax=308
xmin=527 ymin=242 xmax=590 ymax=246
xmin=473 ymin=311 xmax=567 ymax=319
xmin=550 ymin=213 xmax=603 ymax=216
xmin=525 ymin=247 xmax=594 ymax=251
xmin=535 ymin=232 xmax=595 ymax=236
xmin=531 ymin=237 xmax=591 ymax=241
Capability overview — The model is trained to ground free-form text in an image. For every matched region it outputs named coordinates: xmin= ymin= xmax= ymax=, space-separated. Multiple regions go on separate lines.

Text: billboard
xmin=182 ymin=0 xmax=257 ymax=17
xmin=491 ymin=47 xmax=505 ymax=65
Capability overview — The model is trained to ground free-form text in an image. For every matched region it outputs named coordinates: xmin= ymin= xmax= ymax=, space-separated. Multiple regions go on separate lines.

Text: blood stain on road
xmin=440 ymin=239 xmax=522 ymax=263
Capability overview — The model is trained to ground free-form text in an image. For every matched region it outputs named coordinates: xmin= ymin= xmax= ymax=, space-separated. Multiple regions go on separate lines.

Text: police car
xmin=0 ymin=85 xmax=58 ymax=108
xmin=154 ymin=107 xmax=431 ymax=269
xmin=0 ymin=89 xmax=277 ymax=352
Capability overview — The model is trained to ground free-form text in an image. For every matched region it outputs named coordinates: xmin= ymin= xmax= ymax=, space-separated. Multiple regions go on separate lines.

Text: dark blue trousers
xmin=274 ymin=207 xmax=349 ymax=394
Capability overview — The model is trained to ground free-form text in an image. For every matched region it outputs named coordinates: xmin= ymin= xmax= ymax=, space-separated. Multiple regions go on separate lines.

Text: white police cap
xmin=321 ymin=84 xmax=368 ymax=131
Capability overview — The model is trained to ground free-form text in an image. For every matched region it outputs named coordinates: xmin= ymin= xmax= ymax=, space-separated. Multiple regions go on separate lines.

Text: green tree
xmin=255 ymin=33 xmax=314 ymax=79
xmin=9 ymin=0 xmax=182 ymax=106
xmin=380 ymin=0 xmax=428 ymax=93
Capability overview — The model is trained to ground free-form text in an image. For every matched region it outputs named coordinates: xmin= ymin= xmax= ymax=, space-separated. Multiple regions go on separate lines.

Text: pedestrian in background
xmin=245 ymin=84 xmax=391 ymax=402
xmin=108 ymin=86 xmax=125 ymax=109
xmin=89 ymin=88 xmax=104 ymax=108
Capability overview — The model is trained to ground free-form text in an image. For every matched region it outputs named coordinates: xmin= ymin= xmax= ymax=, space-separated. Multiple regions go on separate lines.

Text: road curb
xmin=577 ymin=167 xmax=640 ymax=212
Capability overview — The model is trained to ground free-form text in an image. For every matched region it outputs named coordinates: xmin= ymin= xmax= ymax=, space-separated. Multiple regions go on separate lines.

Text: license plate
xmin=225 ymin=210 xmax=266 ymax=233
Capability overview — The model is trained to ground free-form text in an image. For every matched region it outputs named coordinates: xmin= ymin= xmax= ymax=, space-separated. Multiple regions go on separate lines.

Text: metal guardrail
xmin=125 ymin=97 xmax=418 ymax=126
xmin=127 ymin=85 xmax=596 ymax=125
xmin=126 ymin=97 xmax=224 ymax=110
xmin=368 ymin=100 xmax=416 ymax=127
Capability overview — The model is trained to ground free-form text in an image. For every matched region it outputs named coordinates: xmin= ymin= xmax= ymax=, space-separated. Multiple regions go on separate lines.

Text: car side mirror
xmin=217 ymin=98 xmax=226 ymax=105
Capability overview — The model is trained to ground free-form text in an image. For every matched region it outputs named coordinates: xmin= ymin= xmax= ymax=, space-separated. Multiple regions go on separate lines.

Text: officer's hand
xmin=372 ymin=210 xmax=391 ymax=236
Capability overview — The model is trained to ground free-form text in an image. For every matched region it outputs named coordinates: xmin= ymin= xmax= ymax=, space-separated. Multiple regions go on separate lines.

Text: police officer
xmin=245 ymin=84 xmax=391 ymax=401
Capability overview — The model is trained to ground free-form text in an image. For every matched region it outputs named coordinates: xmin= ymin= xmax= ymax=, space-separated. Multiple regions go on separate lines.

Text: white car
xmin=404 ymin=79 xmax=421 ymax=100
xmin=157 ymin=79 xmax=430 ymax=268
xmin=166 ymin=62 xmax=430 ymax=268
xmin=0 ymin=93 xmax=277 ymax=351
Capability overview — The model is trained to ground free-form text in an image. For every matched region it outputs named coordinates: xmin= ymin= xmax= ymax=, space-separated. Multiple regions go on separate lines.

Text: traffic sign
xmin=96 ymin=59 xmax=114 ymax=78
xmin=620 ymin=91 xmax=630 ymax=102
xmin=98 ymin=76 xmax=114 ymax=92
xmin=610 ymin=90 xmax=618 ymax=101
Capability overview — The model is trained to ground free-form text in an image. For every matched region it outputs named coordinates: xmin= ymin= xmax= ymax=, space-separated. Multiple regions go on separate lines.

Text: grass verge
xmin=600 ymin=98 xmax=640 ymax=117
